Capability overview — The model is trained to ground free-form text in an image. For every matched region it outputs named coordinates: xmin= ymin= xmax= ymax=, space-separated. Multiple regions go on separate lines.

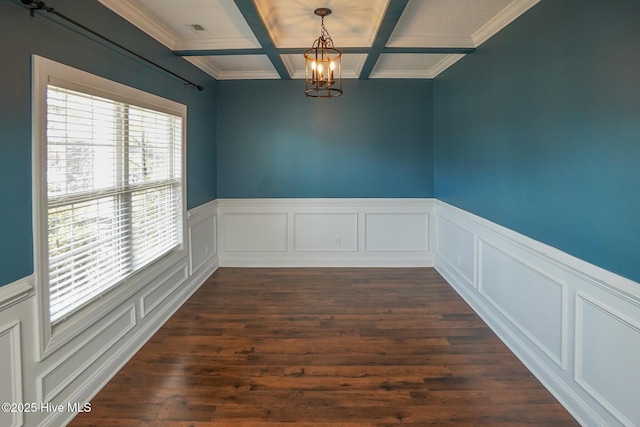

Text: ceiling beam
xmin=232 ymin=0 xmax=291 ymax=79
xmin=358 ymin=0 xmax=410 ymax=79
xmin=174 ymin=47 xmax=476 ymax=57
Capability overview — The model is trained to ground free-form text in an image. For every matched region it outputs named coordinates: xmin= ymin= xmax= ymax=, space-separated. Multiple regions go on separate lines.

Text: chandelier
xmin=304 ymin=8 xmax=342 ymax=98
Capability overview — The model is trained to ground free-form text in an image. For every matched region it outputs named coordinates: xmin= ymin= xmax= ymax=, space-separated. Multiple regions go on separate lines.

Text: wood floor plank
xmin=69 ymin=268 xmax=578 ymax=426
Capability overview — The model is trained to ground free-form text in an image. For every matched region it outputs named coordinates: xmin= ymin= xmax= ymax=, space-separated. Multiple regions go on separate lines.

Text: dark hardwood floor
xmin=69 ymin=268 xmax=579 ymax=426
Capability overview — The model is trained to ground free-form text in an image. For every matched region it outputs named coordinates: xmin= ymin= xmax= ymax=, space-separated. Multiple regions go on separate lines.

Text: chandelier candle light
xmin=304 ymin=8 xmax=342 ymax=98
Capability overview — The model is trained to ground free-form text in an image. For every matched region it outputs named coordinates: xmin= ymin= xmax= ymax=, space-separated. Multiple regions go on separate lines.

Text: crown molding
xmin=280 ymin=55 xmax=299 ymax=79
xmin=98 ymin=0 xmax=177 ymax=49
xmin=472 ymin=0 xmax=541 ymax=46
xmin=429 ymin=53 xmax=466 ymax=78
xmin=370 ymin=69 xmax=434 ymax=79
xmin=217 ymin=70 xmax=281 ymax=80
xmin=185 ymin=57 xmax=280 ymax=80
xmin=349 ymin=54 xmax=368 ymax=79
xmin=369 ymin=53 xmax=465 ymax=79
xmin=184 ymin=56 xmax=221 ymax=79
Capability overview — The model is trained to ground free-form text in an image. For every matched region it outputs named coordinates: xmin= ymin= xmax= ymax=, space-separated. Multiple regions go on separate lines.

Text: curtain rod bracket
xmin=21 ymin=0 xmax=204 ymax=91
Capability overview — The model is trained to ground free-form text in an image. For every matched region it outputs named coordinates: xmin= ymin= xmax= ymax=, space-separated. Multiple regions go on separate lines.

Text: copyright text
xmin=1 ymin=402 xmax=91 ymax=413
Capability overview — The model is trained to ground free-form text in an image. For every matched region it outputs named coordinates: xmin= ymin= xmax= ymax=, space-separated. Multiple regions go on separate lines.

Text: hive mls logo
xmin=68 ymin=402 xmax=92 ymax=412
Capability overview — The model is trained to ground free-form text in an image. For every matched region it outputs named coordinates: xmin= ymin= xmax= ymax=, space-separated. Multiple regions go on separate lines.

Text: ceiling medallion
xmin=303 ymin=8 xmax=343 ymax=98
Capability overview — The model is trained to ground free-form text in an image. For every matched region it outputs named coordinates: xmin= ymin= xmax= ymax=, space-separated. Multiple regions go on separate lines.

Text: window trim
xmin=32 ymin=55 xmax=187 ymax=359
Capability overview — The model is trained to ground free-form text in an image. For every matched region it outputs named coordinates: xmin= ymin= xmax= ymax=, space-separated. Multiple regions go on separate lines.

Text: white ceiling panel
xmin=387 ymin=0 xmax=539 ymax=48
xmin=186 ymin=55 xmax=280 ymax=80
xmin=370 ymin=53 xmax=466 ymax=79
xmin=253 ymin=0 xmax=389 ymax=48
xmin=99 ymin=0 xmax=260 ymax=50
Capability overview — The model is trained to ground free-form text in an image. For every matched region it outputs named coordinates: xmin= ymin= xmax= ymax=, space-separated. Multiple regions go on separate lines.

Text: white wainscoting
xmin=435 ymin=200 xmax=640 ymax=427
xmin=3 ymin=196 xmax=637 ymax=426
xmin=217 ymin=199 xmax=435 ymax=267
xmin=0 ymin=199 xmax=218 ymax=427
xmin=0 ymin=320 xmax=23 ymax=427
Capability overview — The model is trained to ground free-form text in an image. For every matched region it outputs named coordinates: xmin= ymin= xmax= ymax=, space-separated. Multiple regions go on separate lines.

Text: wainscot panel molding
xmin=434 ymin=200 xmax=640 ymax=427
xmin=217 ymin=199 xmax=435 ymax=267
xmin=0 ymin=276 xmax=34 ymax=312
xmin=0 ymin=200 xmax=218 ymax=427
xmin=0 ymin=320 xmax=23 ymax=427
xmin=38 ymin=305 xmax=137 ymax=403
xmin=188 ymin=200 xmax=218 ymax=275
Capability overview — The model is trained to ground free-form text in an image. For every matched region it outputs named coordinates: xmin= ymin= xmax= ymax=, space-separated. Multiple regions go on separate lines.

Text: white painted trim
xmin=6 ymin=193 xmax=637 ymax=426
xmin=371 ymin=54 xmax=466 ymax=79
xmin=0 ymin=321 xmax=23 ymax=427
xmin=184 ymin=56 xmax=221 ymax=79
xmin=350 ymin=54 xmax=369 ymax=80
xmin=32 ymin=53 xmax=52 ymax=362
xmin=363 ymin=212 xmax=430 ymax=252
xmin=435 ymin=199 xmax=640 ymax=427
xmin=0 ymin=195 xmax=218 ymax=426
xmin=281 ymin=55 xmax=299 ymax=79
xmin=219 ymin=257 xmax=431 ymax=268
xmin=218 ymin=198 xmax=433 ymax=209
xmin=38 ymin=305 xmax=137 ymax=403
xmin=188 ymin=199 xmax=218 ymax=275
xmin=216 ymin=70 xmax=281 ymax=80
xmin=428 ymin=54 xmax=467 ymax=78
xmin=43 ymin=261 xmax=216 ymax=427
xmin=438 ymin=201 xmax=640 ymax=301
xmin=370 ymin=69 xmax=436 ymax=79
xmin=574 ymin=292 xmax=640 ymax=427
xmin=217 ymin=198 xmax=435 ymax=267
xmin=434 ymin=214 xmax=476 ymax=287
xmin=472 ymin=0 xmax=541 ymax=46
xmin=0 ymin=276 xmax=34 ymax=311
xmin=185 ymin=56 xmax=281 ymax=80
xmin=31 ymin=55 xmax=189 ymax=361
xmin=39 ymin=217 xmax=218 ymax=426
xmin=187 ymin=198 xmax=218 ymax=219
xmin=140 ymin=264 xmax=189 ymax=318
xmin=477 ymin=238 xmax=568 ymax=369
xmin=97 ymin=0 xmax=177 ymax=49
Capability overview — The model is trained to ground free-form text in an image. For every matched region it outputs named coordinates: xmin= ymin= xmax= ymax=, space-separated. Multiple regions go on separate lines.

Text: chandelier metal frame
xmin=304 ymin=8 xmax=343 ymax=98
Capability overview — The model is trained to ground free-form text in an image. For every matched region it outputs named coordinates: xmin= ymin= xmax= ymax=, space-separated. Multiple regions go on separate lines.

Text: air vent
xmin=189 ymin=24 xmax=206 ymax=31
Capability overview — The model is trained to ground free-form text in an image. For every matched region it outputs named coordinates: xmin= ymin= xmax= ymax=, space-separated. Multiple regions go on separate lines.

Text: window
xmin=34 ymin=56 xmax=186 ymax=337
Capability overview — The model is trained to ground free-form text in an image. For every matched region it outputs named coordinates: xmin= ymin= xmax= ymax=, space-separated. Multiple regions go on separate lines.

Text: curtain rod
xmin=21 ymin=0 xmax=204 ymax=91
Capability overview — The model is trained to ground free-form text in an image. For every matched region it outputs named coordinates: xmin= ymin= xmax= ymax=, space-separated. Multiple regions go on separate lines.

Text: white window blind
xmin=46 ymin=85 xmax=183 ymax=323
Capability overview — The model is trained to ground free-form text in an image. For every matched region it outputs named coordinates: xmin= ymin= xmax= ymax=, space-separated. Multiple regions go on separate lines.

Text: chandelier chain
xmin=318 ymin=16 xmax=334 ymax=48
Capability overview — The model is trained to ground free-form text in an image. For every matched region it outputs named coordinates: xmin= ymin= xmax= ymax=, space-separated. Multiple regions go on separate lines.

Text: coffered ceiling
xmin=98 ymin=0 xmax=540 ymax=80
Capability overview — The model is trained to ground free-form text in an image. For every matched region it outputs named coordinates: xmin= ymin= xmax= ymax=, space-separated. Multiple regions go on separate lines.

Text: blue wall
xmin=217 ymin=79 xmax=434 ymax=198
xmin=0 ymin=0 xmax=217 ymax=287
xmin=434 ymin=0 xmax=640 ymax=282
